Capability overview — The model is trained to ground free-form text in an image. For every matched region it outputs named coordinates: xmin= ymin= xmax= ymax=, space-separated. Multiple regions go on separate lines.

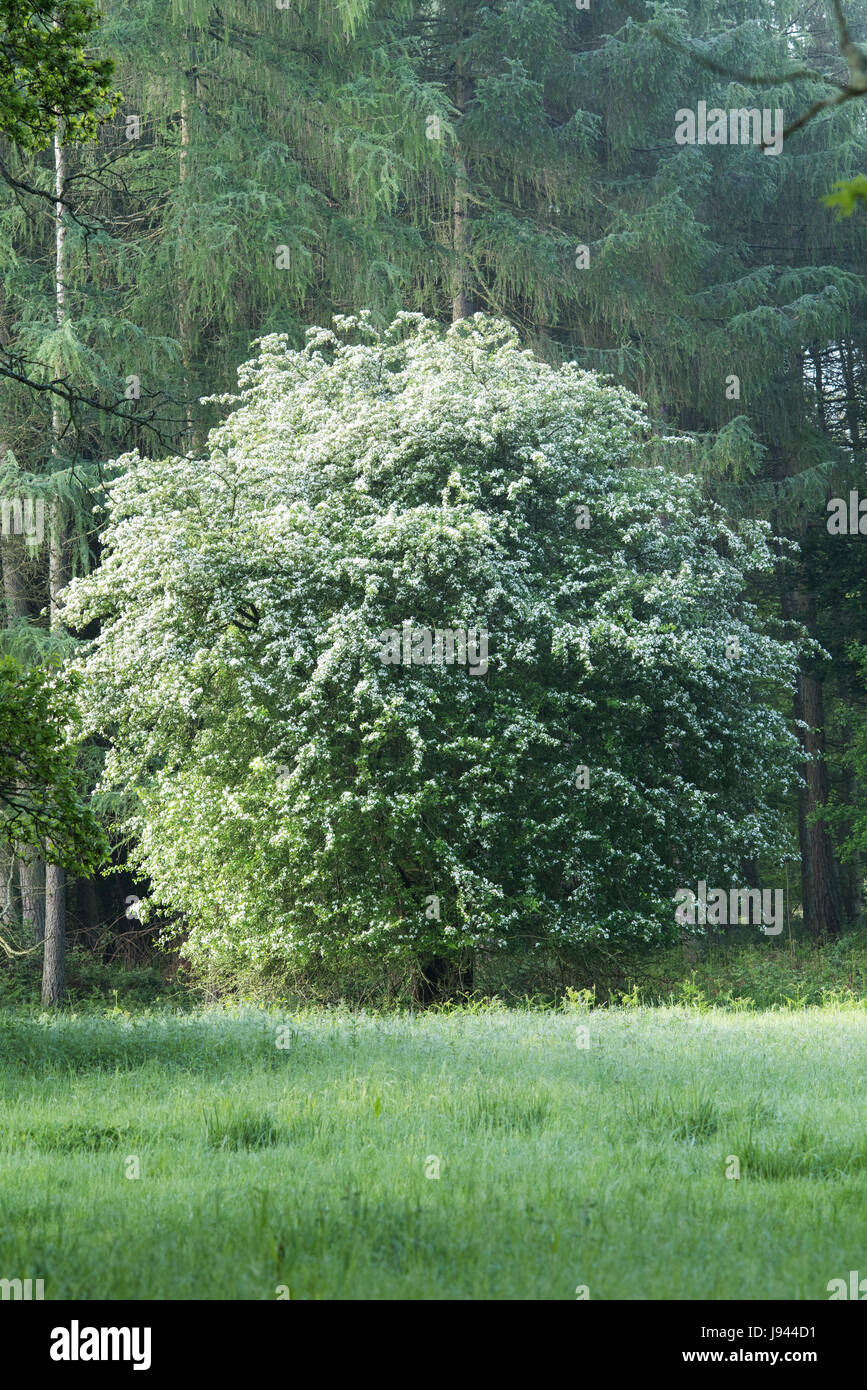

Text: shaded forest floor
xmin=0 ymin=1003 xmax=865 ymax=1298
xmin=3 ymin=924 xmax=867 ymax=1012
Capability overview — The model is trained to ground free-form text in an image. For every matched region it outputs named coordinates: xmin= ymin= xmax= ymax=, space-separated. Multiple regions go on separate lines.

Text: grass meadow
xmin=1 ymin=1000 xmax=866 ymax=1299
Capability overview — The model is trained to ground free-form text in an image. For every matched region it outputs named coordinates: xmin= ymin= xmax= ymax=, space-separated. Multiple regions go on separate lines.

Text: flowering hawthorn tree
xmin=64 ymin=312 xmax=802 ymax=982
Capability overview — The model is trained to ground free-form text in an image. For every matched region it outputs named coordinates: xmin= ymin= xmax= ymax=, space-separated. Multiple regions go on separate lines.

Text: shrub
xmin=65 ymin=312 xmax=802 ymax=977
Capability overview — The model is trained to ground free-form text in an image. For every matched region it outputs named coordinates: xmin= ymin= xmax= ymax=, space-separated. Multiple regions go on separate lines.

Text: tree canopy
xmin=64 ymin=313 xmax=803 ymax=973
xmin=0 ymin=0 xmax=117 ymax=148
xmin=0 ymin=653 xmax=103 ymax=872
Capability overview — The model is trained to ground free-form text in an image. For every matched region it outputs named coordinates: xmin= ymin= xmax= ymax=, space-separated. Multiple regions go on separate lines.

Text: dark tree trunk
xmin=18 ymin=857 xmax=45 ymax=942
xmin=779 ymin=580 xmax=843 ymax=939
xmin=841 ymin=338 xmax=862 ymax=455
xmin=841 ymin=856 xmax=861 ymax=928
xmin=2 ymin=533 xmax=31 ymax=624
xmin=840 ymin=765 xmax=862 ymax=926
xmin=1 ymin=455 xmax=47 ymax=946
xmin=79 ymin=876 xmax=101 ymax=936
xmin=795 ymin=669 xmax=842 ymax=938
xmin=795 ymin=773 xmax=816 ymax=930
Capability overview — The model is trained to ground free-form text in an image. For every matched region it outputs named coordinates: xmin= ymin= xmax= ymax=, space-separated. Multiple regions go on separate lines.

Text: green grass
xmin=1 ymin=1001 xmax=866 ymax=1299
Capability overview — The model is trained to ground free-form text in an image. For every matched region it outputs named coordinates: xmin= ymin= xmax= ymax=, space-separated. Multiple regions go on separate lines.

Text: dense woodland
xmin=2 ymin=0 xmax=867 ymax=1005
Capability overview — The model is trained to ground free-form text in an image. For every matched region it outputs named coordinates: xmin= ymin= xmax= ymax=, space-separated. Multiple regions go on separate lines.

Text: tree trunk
xmin=18 ymin=857 xmax=44 ymax=942
xmin=0 ymin=846 xmax=19 ymax=923
xmin=179 ymin=85 xmax=193 ymax=437
xmin=731 ymin=857 xmax=762 ymax=933
xmin=796 ymin=669 xmax=842 ymax=937
xmin=795 ymin=772 xmax=815 ymax=930
xmin=41 ymin=117 xmax=67 ymax=1008
xmin=840 ymin=765 xmax=862 ymax=925
xmin=178 ymin=63 xmax=200 ymax=450
xmin=79 ymin=876 xmax=101 ymax=937
xmin=779 ymin=579 xmax=843 ymax=939
xmin=841 ymin=338 xmax=861 ymax=455
xmin=2 ymin=447 xmax=45 ymax=944
xmin=451 ymin=67 xmax=471 ymax=322
xmin=452 ymin=150 xmax=471 ymax=322
xmin=841 ymin=853 xmax=861 ymax=928
xmin=42 ymin=864 xmax=66 ymax=1006
xmin=2 ymin=532 xmax=30 ymax=624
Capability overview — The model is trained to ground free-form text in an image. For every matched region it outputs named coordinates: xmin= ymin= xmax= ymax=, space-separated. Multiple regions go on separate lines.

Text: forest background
xmin=2 ymin=0 xmax=867 ymax=1008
